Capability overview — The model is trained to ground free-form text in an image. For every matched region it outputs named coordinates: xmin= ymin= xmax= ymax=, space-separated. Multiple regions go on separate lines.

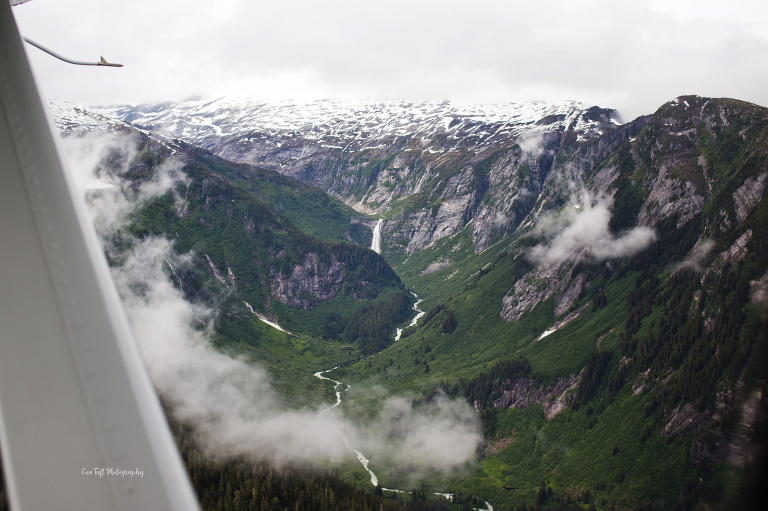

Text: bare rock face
xmin=490 ymin=372 xmax=582 ymax=420
xmin=638 ymin=164 xmax=706 ymax=228
xmin=661 ymin=403 xmax=708 ymax=439
xmin=554 ymin=273 xmax=587 ymax=317
xmin=270 ymin=253 xmax=346 ymax=309
xmin=402 ymin=171 xmax=477 ymax=253
xmin=720 ymin=229 xmax=752 ymax=266
xmin=500 ymin=258 xmax=576 ymax=322
xmin=420 ymin=259 xmax=452 ymax=276
xmin=733 ymin=172 xmax=768 ymax=223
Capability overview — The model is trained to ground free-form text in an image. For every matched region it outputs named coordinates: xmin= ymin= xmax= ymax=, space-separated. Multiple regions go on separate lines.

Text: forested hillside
xmin=52 ymin=103 xmax=414 ymax=360
xmin=333 ymin=96 xmax=768 ymax=510
xmin=8 ymin=96 xmax=760 ymax=511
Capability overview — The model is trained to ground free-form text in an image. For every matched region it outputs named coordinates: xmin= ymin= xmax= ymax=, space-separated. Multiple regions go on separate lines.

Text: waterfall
xmin=370 ymin=219 xmax=383 ymax=254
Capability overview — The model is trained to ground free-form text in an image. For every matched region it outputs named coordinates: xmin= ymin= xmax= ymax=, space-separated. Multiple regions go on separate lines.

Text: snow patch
xmin=243 ymin=302 xmax=291 ymax=334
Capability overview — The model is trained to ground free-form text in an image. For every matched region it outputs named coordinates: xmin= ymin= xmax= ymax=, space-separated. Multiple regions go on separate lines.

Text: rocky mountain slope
xmin=71 ymin=94 xmax=768 ymax=510
xmin=327 ymin=95 xmax=767 ymax=509
xmin=51 ymin=101 xmax=413 ymax=354
xmin=100 ymin=98 xmax=622 ymax=257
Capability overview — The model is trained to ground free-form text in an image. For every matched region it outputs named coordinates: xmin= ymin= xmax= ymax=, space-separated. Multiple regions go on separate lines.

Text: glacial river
xmin=247 ymin=292 xmax=492 ymax=510
xmin=313 ymin=296 xmax=493 ymax=511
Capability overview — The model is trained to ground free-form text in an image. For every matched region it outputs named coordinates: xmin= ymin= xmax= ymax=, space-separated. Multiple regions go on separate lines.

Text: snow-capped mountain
xmin=101 ymin=96 xmax=619 ymax=153
xmin=46 ymin=95 xmax=768 ymax=511
xmin=97 ymin=96 xmax=622 ymax=254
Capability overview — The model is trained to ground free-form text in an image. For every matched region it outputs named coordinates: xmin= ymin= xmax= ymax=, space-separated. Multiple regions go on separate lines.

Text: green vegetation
xmin=123 ymin=143 xmax=412 ymax=361
xmin=173 ymin=416 xmax=467 ymax=511
xmin=182 ymin=143 xmax=371 ymax=245
xmin=36 ymin=97 xmax=765 ymax=511
xmin=329 ymin=98 xmax=768 ymax=510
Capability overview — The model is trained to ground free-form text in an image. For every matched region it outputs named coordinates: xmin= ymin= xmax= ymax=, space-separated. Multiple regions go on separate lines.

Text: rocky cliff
xmin=51 ymin=101 xmax=411 ymax=345
xmin=100 ymin=98 xmax=621 ymax=254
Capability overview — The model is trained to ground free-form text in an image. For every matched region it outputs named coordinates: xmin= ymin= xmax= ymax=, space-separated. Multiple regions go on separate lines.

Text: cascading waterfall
xmin=370 ymin=219 xmax=383 ymax=254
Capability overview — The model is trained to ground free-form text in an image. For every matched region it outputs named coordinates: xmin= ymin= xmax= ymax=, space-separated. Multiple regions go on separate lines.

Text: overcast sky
xmin=12 ymin=0 xmax=768 ymax=120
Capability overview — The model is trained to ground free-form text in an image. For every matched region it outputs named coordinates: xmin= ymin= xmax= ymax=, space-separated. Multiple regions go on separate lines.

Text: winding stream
xmin=394 ymin=293 xmax=426 ymax=341
xmin=314 ymin=367 xmax=379 ymax=486
xmin=313 ymin=294 xmax=493 ymax=511
xmin=313 ymin=367 xmax=493 ymax=510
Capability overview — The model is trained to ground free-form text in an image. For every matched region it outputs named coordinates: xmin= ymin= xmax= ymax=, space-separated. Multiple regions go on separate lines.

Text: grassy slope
xmin=212 ymin=313 xmax=354 ymax=408
xmin=123 ymin=143 xmax=416 ymax=410
xmin=329 ymin=251 xmax=709 ymax=509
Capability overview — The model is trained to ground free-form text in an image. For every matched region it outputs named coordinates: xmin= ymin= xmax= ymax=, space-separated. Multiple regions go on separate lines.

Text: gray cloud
xmin=527 ymin=190 xmax=656 ymax=264
xmin=366 ymin=392 xmax=480 ymax=471
xmin=61 ymin=132 xmax=482 ymax=476
xmin=518 ymin=133 xmax=546 ymax=158
xmin=14 ymin=0 xmax=768 ymax=120
xmin=677 ymin=238 xmax=716 ymax=273
xmin=112 ymin=237 xmax=355 ymax=463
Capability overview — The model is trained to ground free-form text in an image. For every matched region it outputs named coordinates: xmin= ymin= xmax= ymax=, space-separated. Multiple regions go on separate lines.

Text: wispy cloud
xmin=366 ymin=392 xmax=480 ymax=478
xmin=518 ymin=133 xmax=546 ymax=158
xmin=527 ymin=189 xmax=656 ymax=264
xmin=61 ymin=131 xmax=482 ymax=476
xmin=677 ymin=238 xmax=715 ymax=273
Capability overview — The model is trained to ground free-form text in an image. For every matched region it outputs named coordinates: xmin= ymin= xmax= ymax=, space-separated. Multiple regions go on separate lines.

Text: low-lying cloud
xmin=112 ymin=236 xmax=354 ymax=462
xmin=62 ymin=132 xmax=482 ymax=478
xmin=367 ymin=392 xmax=479 ymax=468
xmin=677 ymin=238 xmax=715 ymax=273
xmin=518 ymin=133 xmax=546 ymax=158
xmin=528 ymin=189 xmax=656 ymax=264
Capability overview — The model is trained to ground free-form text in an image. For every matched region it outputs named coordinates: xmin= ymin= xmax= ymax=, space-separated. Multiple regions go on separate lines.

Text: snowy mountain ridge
xmin=97 ymin=96 xmax=620 ymax=154
xmin=84 ymin=95 xmax=624 ymax=255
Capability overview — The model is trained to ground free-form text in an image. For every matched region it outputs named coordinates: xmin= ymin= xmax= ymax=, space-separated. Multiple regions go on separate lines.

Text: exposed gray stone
xmin=733 ymin=172 xmax=767 ymax=223
xmin=489 ymin=371 xmax=582 ymax=420
xmin=270 ymin=252 xmax=346 ymax=309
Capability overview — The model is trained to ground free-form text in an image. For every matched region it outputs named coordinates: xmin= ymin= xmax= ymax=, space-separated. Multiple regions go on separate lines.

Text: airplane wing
xmin=0 ymin=2 xmax=200 ymax=509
